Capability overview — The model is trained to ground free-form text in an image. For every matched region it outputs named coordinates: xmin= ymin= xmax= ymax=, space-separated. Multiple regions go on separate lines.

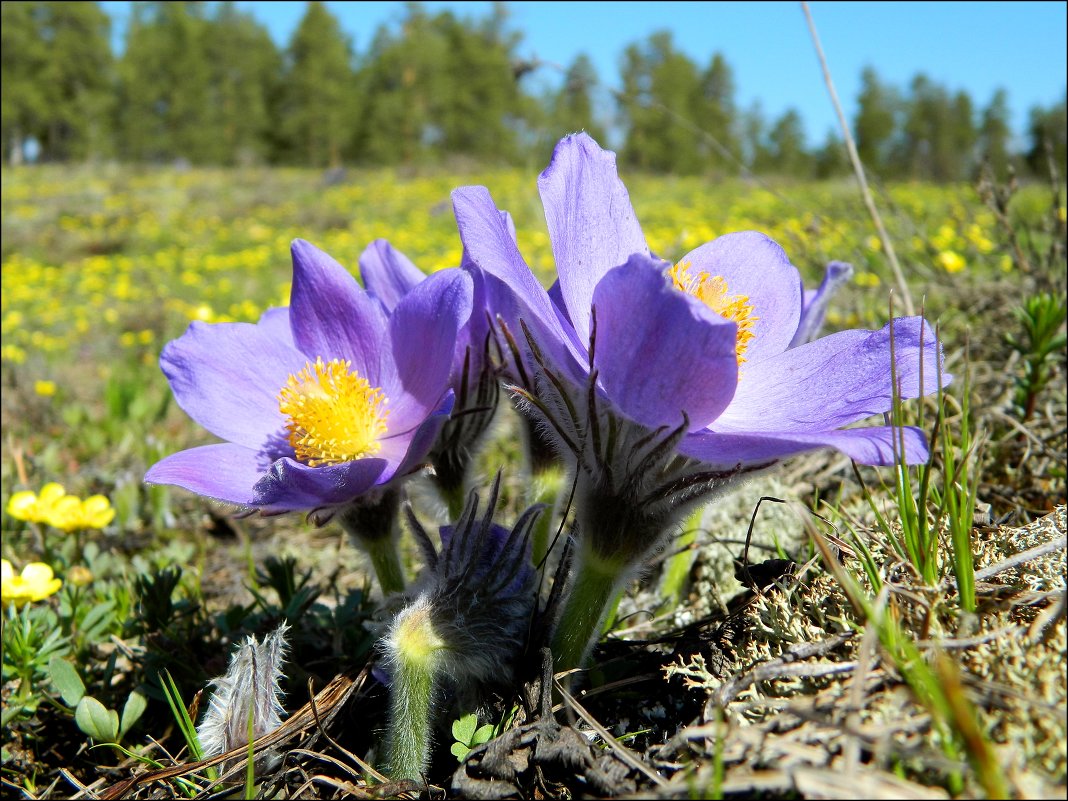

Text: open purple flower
xmin=146 ymin=239 xmax=472 ymax=517
xmin=452 ymin=133 xmax=946 ymax=670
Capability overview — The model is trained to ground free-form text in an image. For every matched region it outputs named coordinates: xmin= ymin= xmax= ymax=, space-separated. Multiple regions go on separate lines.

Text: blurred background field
xmin=1 ymin=2 xmax=1066 ymax=799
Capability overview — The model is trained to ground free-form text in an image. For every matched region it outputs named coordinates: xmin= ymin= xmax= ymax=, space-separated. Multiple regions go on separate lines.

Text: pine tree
xmin=766 ymin=108 xmax=811 ymax=177
xmin=37 ymin=2 xmax=114 ymax=161
xmin=205 ymin=3 xmax=281 ymax=165
xmin=696 ymin=52 xmax=739 ymax=173
xmin=117 ymin=2 xmax=215 ymax=163
xmin=282 ymin=1 xmax=355 ymax=167
xmin=1 ymin=2 xmax=49 ymax=164
xmin=1026 ymin=94 xmax=1067 ymax=178
xmin=550 ymin=54 xmax=605 ymax=145
xmin=951 ymin=90 xmax=977 ymax=179
xmin=619 ymin=31 xmax=703 ymax=173
xmin=979 ymin=88 xmax=1013 ymax=180
xmin=854 ymin=66 xmax=897 ymax=177
xmin=814 ymin=129 xmax=848 ymax=179
xmin=357 ymin=3 xmax=528 ymax=165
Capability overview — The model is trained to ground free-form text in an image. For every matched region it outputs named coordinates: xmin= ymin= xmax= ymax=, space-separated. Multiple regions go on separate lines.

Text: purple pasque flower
xmin=146 ymin=239 xmax=473 ymax=516
xmin=453 ymin=134 xmax=944 ymax=609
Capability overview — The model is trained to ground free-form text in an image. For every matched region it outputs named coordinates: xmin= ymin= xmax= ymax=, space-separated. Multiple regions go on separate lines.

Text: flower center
xmin=278 ymin=357 xmax=389 ymax=466
xmin=669 ymin=261 xmax=759 ymax=364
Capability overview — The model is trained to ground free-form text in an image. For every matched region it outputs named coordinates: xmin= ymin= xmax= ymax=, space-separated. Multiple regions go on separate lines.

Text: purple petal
xmin=289 ymin=239 xmax=389 ymax=382
xmin=258 ymin=306 xmax=295 ymax=345
xmin=252 ymin=456 xmax=389 ymax=511
xmin=377 ymin=392 xmax=454 ymax=481
xmin=716 ymin=317 xmax=945 ymax=433
xmin=538 ymin=132 xmax=648 ymax=344
xmin=380 ymin=269 xmax=471 ymax=431
xmin=452 ymin=186 xmax=587 ymax=375
xmin=160 ymin=318 xmax=301 ymax=451
xmin=679 ymin=232 xmax=801 ymax=364
xmin=680 ymin=425 xmax=930 ymax=467
xmin=592 ymin=256 xmax=738 ymax=431
xmin=145 ymin=444 xmax=274 ymax=506
xmin=358 ymin=239 xmax=426 ymax=311
xmin=791 ymin=261 xmax=854 ymax=346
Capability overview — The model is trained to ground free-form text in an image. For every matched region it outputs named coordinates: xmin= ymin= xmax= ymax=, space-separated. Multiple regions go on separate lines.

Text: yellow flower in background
xmin=6 ymin=483 xmax=67 ymax=523
xmin=67 ymin=565 xmax=94 ymax=587
xmin=34 ymin=379 xmax=57 ymax=397
xmin=1 ymin=559 xmax=63 ymax=607
xmin=936 ymin=250 xmax=966 ymax=273
xmin=46 ymin=494 xmax=116 ymax=532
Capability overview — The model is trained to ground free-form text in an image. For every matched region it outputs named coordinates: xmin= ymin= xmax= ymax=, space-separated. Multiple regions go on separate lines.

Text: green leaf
xmin=119 ymin=690 xmax=147 ymax=738
xmin=451 ymin=713 xmax=478 ymax=746
xmin=471 ymin=723 xmax=495 ymax=747
xmin=450 ymin=741 xmax=471 ymax=761
xmin=75 ymin=696 xmax=119 ymax=743
xmin=48 ymin=656 xmax=85 ymax=706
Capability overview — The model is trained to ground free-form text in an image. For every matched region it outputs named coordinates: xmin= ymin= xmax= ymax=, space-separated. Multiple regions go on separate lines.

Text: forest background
xmin=3 ymin=0 xmax=1066 ymax=180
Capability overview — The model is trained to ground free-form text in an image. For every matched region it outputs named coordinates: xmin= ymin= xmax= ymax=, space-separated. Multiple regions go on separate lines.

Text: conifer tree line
xmin=3 ymin=0 xmax=1065 ymax=180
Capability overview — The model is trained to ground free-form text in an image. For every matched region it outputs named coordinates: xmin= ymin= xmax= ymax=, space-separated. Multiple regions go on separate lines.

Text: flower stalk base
xmin=550 ymin=547 xmax=625 ymax=676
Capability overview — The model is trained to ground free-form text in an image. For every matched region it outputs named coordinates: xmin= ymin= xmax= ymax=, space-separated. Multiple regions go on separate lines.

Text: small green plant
xmin=929 ymin=354 xmax=981 ymax=613
xmin=1005 ymin=291 xmax=1067 ymax=422
xmin=251 ymin=555 xmax=320 ymax=622
xmin=2 ymin=604 xmax=70 ymax=724
xmin=48 ymin=656 xmax=146 ymax=745
xmin=450 ymin=705 xmax=518 ymax=762
xmin=450 ymin=713 xmax=496 ymax=761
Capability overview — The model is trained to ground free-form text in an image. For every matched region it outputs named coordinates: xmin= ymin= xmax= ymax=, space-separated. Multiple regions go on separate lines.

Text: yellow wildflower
xmin=1 ymin=559 xmax=63 ymax=607
xmin=67 ymin=565 xmax=94 ymax=587
xmin=935 ymin=250 xmax=966 ymax=274
xmin=6 ymin=483 xmax=67 ymax=523
xmin=46 ymin=495 xmax=116 ymax=532
xmin=34 ymin=379 xmax=57 ymax=397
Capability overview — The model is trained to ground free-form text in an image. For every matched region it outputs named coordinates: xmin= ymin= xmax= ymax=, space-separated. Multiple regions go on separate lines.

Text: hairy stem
xmin=385 ymin=603 xmax=443 ymax=780
xmin=551 ymin=546 xmax=625 ymax=676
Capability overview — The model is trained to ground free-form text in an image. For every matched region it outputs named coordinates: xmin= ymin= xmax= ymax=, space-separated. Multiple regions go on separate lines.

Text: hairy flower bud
xmin=380 ymin=476 xmax=540 ymax=780
xmin=197 ymin=622 xmax=290 ymax=768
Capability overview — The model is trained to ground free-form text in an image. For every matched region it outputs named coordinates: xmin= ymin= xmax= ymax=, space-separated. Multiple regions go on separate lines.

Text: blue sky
xmin=100 ymin=1 xmax=1067 ymax=147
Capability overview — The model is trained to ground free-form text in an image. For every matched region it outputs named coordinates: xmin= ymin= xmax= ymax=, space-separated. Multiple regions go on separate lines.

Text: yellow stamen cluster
xmin=278 ymin=357 xmax=389 ymax=467
xmin=669 ymin=261 xmax=759 ymax=365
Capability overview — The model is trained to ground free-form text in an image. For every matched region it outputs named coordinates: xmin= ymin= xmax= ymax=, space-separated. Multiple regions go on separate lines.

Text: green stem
xmin=363 ymin=536 xmax=406 ymax=596
xmin=337 ymin=490 xmax=405 ymax=595
xmin=386 ymin=605 xmax=443 ymax=780
xmin=550 ymin=546 xmax=625 ymax=675
xmin=439 ymin=480 xmax=467 ymax=522
xmin=529 ymin=464 xmax=566 ymax=567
